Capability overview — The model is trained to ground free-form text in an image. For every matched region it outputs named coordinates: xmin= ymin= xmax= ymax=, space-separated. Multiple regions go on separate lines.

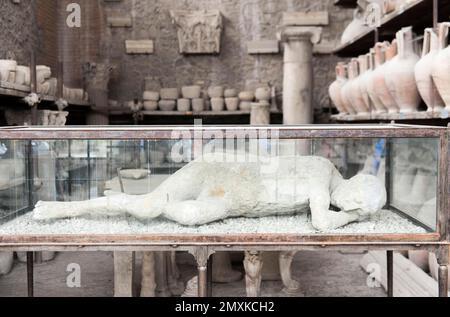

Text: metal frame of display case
xmin=0 ymin=124 xmax=449 ymax=297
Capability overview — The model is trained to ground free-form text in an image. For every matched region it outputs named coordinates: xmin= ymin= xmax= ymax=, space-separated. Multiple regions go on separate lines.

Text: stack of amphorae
xmin=330 ymin=23 xmax=450 ymax=117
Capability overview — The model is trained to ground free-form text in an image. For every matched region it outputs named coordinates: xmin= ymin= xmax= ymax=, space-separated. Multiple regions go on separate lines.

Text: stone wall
xmin=0 ymin=0 xmax=37 ymax=65
xmin=102 ymin=0 xmax=351 ymax=110
xmin=0 ymin=0 xmax=352 ymax=111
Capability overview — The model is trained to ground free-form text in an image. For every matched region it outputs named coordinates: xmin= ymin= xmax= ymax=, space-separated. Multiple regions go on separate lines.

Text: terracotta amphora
xmin=341 ymin=63 xmax=357 ymax=115
xmin=431 ymin=22 xmax=450 ymax=110
xmin=329 ymin=62 xmax=349 ymax=114
xmin=358 ymin=54 xmax=372 ymax=112
xmin=415 ymin=28 xmax=445 ymax=112
xmin=384 ymin=27 xmax=420 ymax=113
xmin=350 ymin=58 xmax=370 ymax=115
xmin=374 ymin=41 xmax=398 ymax=113
xmin=365 ymin=47 xmax=388 ymax=114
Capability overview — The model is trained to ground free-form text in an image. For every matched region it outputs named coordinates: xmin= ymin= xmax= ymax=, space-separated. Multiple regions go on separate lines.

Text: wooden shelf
xmin=0 ymin=81 xmax=91 ymax=107
xmin=334 ymin=0 xmax=450 ymax=57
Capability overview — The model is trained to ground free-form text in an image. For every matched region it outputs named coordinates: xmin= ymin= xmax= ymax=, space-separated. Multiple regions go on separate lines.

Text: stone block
xmin=125 ymin=40 xmax=154 ymax=54
xmin=248 ymin=40 xmax=280 ymax=54
xmin=281 ymin=11 xmax=329 ymax=26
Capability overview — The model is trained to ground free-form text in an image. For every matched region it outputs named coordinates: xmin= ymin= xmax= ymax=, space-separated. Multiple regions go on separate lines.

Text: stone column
xmin=279 ymin=26 xmax=322 ymax=125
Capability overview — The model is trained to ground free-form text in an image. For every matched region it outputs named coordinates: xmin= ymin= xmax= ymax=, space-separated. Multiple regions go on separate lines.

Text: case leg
xmin=27 ymin=252 xmax=34 ymax=297
xmin=244 ymin=251 xmax=263 ymax=297
xmin=387 ymin=251 xmax=394 ymax=297
xmin=113 ymin=251 xmax=135 ymax=297
xmin=438 ymin=265 xmax=448 ymax=297
xmin=207 ymin=254 xmax=213 ymax=297
xmin=188 ymin=247 xmax=214 ymax=298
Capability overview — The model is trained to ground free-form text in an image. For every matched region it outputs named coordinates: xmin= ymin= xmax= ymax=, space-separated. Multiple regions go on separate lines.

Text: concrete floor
xmin=0 ymin=251 xmax=385 ymax=297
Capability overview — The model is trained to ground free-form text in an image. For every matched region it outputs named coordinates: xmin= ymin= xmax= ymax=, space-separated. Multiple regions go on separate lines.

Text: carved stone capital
xmin=170 ymin=10 xmax=223 ymax=54
xmin=278 ymin=26 xmax=323 ymax=45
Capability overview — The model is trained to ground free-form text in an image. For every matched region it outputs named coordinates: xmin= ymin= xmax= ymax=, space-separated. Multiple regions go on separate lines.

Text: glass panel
xmin=0 ymin=140 xmax=29 ymax=223
xmin=0 ymin=135 xmax=440 ymax=236
xmin=390 ymin=138 xmax=439 ymax=231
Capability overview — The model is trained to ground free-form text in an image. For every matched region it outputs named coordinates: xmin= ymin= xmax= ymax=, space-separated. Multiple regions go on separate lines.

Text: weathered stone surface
xmin=107 ymin=16 xmax=133 ymax=28
xmin=125 ymin=40 xmax=154 ymax=54
xmin=281 ymin=11 xmax=329 ymax=26
xmin=248 ymin=40 xmax=280 ymax=55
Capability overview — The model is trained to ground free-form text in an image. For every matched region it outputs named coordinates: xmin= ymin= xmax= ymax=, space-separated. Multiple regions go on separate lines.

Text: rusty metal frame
xmin=0 ymin=124 xmax=449 ymax=297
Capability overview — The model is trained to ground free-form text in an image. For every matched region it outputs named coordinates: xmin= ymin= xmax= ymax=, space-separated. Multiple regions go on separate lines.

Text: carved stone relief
xmin=170 ymin=10 xmax=223 ymax=54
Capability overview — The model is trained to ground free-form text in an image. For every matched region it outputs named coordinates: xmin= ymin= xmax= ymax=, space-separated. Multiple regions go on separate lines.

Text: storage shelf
xmin=108 ymin=109 xmax=282 ymax=116
xmin=334 ymin=0 xmax=450 ymax=57
xmin=0 ymin=81 xmax=91 ymax=107
xmin=331 ymin=110 xmax=450 ymax=123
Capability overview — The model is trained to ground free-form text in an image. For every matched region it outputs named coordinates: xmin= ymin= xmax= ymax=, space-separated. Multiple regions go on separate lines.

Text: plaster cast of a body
xmin=33 ymin=153 xmax=386 ymax=231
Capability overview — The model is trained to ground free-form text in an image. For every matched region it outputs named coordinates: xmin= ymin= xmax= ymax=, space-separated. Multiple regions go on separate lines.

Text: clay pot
xmin=160 ymin=88 xmax=179 ymax=100
xmin=224 ymin=89 xmax=238 ymax=98
xmin=341 ymin=9 xmax=371 ymax=44
xmin=349 ymin=58 xmax=370 ymax=115
xmin=208 ymin=86 xmax=224 ymax=98
xmin=0 ymin=60 xmax=17 ymax=83
xmin=211 ymin=98 xmax=225 ymax=111
xmin=158 ymin=100 xmax=176 ymax=111
xmin=431 ymin=22 xmax=450 ymax=110
xmin=225 ymin=97 xmax=239 ymax=111
xmin=14 ymin=65 xmax=30 ymax=86
xmin=384 ymin=27 xmax=420 ymax=113
xmin=182 ymin=85 xmax=201 ymax=99
xmin=365 ymin=47 xmax=388 ymax=114
xmin=143 ymin=91 xmax=160 ymax=101
xmin=374 ymin=41 xmax=399 ymax=113
xmin=177 ymin=98 xmax=191 ymax=112
xmin=238 ymin=91 xmax=255 ymax=101
xmin=192 ymin=98 xmax=205 ymax=112
xmin=329 ymin=62 xmax=348 ymax=114
xmin=143 ymin=100 xmax=158 ymax=111
xmin=415 ymin=28 xmax=445 ymax=112
xmin=255 ymin=87 xmax=271 ymax=101
xmin=239 ymin=101 xmax=252 ymax=111
xmin=250 ymin=102 xmax=270 ymax=125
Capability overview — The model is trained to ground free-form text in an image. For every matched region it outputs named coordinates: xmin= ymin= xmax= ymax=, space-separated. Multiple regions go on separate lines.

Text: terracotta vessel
xmin=349 ymin=58 xmax=370 ymax=115
xmin=0 ymin=60 xmax=17 ymax=83
xmin=431 ymin=22 xmax=450 ymax=110
xmin=415 ymin=28 xmax=445 ymax=112
xmin=383 ymin=0 xmax=397 ymax=14
xmin=366 ymin=47 xmax=388 ymax=113
xmin=374 ymin=41 xmax=399 ymax=113
xmin=340 ymin=63 xmax=357 ymax=115
xmin=14 ymin=65 xmax=31 ymax=86
xmin=329 ymin=62 xmax=348 ymax=114
xmin=341 ymin=9 xmax=371 ymax=44
xmin=339 ymin=65 xmax=357 ymax=114
xmin=357 ymin=54 xmax=372 ymax=112
xmin=384 ymin=27 xmax=420 ymax=113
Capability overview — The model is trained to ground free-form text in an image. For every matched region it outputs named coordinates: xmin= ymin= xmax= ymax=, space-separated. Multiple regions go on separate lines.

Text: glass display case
xmin=0 ymin=124 xmax=446 ymax=242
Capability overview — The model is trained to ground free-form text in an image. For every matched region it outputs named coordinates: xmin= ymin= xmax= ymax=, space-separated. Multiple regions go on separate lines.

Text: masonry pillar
xmin=280 ymin=26 xmax=322 ymax=125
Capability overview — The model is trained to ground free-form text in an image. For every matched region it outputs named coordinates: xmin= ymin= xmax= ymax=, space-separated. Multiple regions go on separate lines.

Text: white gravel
xmin=0 ymin=210 xmax=427 ymax=235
